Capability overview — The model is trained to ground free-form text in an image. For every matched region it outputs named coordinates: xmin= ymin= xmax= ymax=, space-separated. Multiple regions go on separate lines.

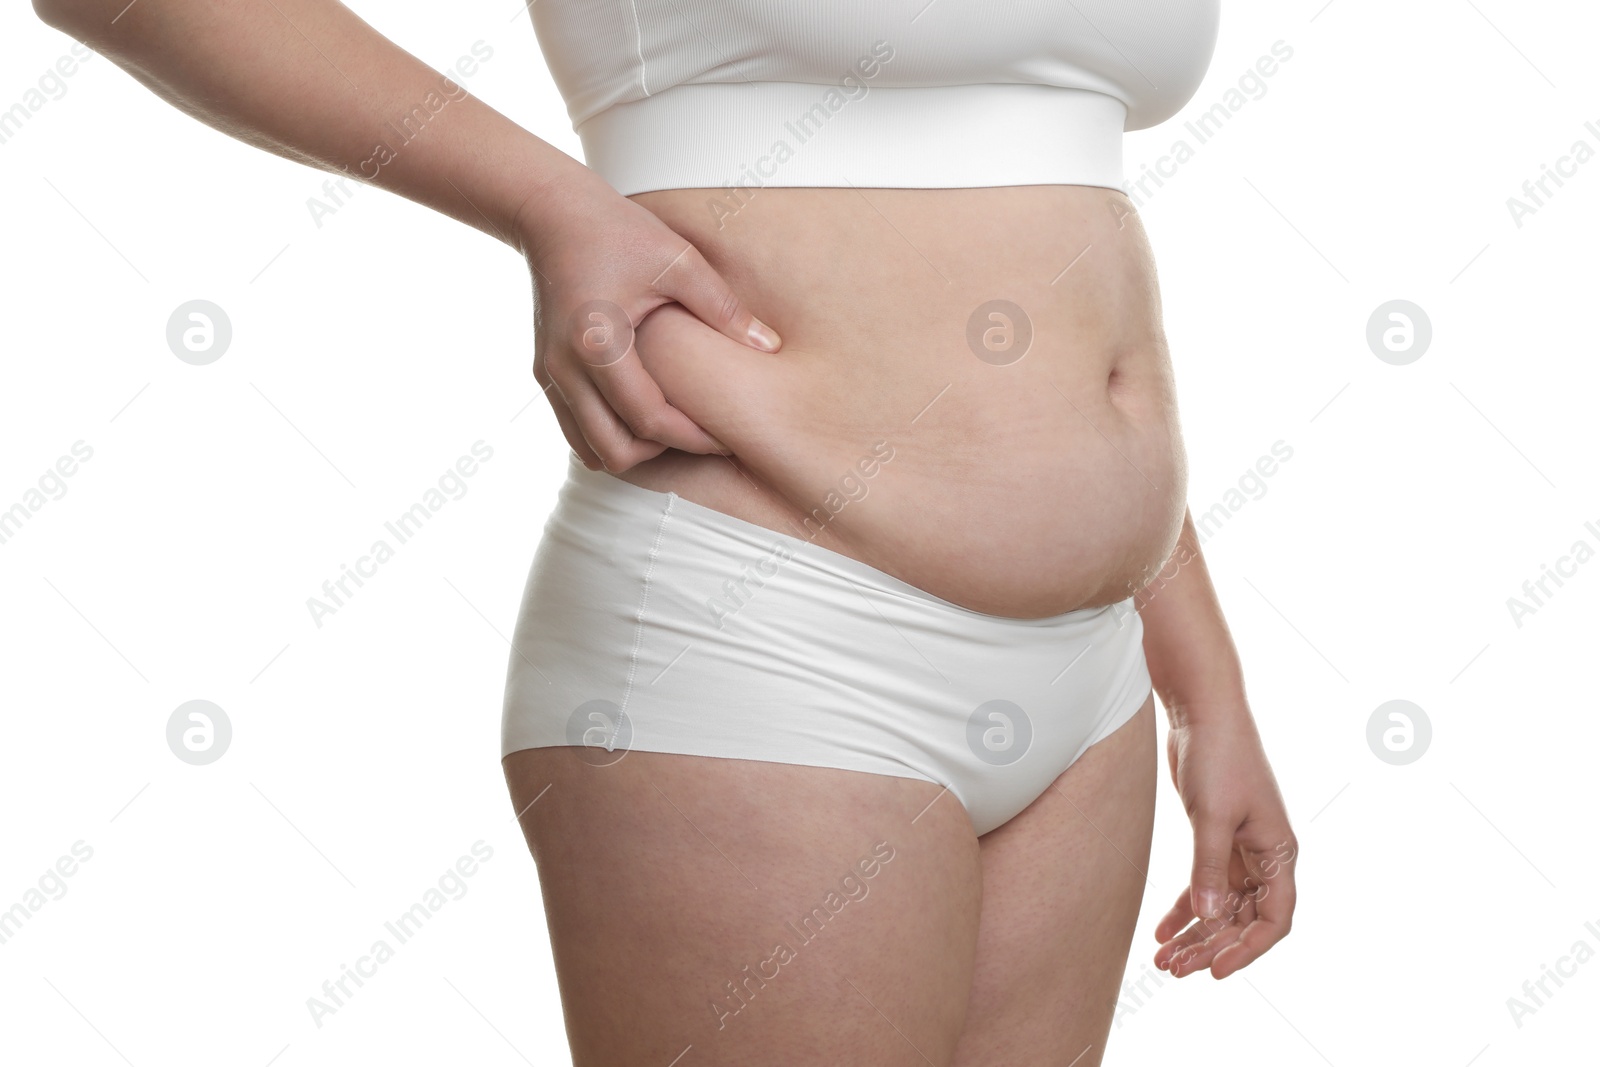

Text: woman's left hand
xmin=1154 ymin=706 xmax=1299 ymax=978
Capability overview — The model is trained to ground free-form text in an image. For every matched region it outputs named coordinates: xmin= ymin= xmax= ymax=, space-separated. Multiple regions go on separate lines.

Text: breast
xmin=531 ymin=0 xmax=1220 ymax=133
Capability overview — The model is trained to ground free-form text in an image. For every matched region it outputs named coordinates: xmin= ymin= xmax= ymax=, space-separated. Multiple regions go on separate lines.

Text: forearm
xmin=33 ymin=0 xmax=594 ymax=252
xmin=1136 ymin=508 xmax=1248 ymax=724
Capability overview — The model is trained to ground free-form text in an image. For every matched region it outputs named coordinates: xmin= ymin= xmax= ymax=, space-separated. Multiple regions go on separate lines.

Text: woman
xmin=36 ymin=0 xmax=1299 ymax=1062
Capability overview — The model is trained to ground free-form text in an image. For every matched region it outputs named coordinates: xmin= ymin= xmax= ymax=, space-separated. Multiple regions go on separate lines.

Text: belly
xmin=611 ymin=184 xmax=1188 ymax=619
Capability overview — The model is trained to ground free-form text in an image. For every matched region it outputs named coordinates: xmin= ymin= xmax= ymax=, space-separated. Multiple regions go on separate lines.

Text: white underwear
xmin=501 ymin=455 xmax=1152 ymax=836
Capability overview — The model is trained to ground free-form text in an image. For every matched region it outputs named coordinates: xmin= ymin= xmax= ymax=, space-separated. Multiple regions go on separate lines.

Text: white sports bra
xmin=529 ymin=1 xmax=1220 ymax=197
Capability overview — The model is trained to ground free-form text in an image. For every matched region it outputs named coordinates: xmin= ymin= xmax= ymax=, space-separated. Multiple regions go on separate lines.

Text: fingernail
xmin=747 ymin=320 xmax=780 ymax=352
xmin=1197 ymin=889 xmax=1222 ymax=919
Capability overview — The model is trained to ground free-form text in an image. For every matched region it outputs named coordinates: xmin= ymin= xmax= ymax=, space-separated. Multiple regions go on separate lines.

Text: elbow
xmin=33 ymin=0 xmax=72 ymax=28
xmin=33 ymin=0 xmax=111 ymax=36
xmin=33 ymin=0 xmax=142 ymax=63
xmin=33 ymin=0 xmax=76 ymax=34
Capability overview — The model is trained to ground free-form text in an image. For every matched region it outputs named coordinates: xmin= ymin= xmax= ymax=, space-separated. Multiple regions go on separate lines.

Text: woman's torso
xmin=613 ymin=183 xmax=1189 ymax=619
xmin=527 ymin=0 xmax=1217 ymax=617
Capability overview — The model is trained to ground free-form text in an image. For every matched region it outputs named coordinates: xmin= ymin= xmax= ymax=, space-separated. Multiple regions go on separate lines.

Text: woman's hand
xmin=1154 ymin=707 xmax=1299 ymax=979
xmin=516 ymin=171 xmax=783 ymax=472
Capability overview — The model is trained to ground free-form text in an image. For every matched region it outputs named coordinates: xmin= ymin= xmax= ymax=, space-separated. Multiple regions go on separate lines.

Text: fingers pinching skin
xmin=555 ymin=366 xmax=671 ymax=471
xmin=629 ymin=301 xmax=796 ymax=453
xmin=550 ymin=298 xmax=719 ymax=462
xmin=650 ymin=240 xmax=783 ymax=354
xmin=523 ymin=177 xmax=779 ymax=470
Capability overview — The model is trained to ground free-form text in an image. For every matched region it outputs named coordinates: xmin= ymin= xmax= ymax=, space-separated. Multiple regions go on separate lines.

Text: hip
xmin=502 ymin=455 xmax=1154 ymax=834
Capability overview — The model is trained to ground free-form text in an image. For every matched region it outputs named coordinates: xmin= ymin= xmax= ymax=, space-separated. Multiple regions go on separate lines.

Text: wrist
xmin=1155 ymin=676 xmax=1249 ymax=729
xmin=508 ymin=160 xmax=612 ymax=258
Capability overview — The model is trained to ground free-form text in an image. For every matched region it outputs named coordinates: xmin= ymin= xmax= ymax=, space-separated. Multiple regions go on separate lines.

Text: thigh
xmin=951 ymin=693 xmax=1158 ymax=1067
xmin=503 ymin=746 xmax=984 ymax=1067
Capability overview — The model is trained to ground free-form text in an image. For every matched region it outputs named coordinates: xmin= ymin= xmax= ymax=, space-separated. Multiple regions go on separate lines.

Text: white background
xmin=2 ymin=0 xmax=1596 ymax=1064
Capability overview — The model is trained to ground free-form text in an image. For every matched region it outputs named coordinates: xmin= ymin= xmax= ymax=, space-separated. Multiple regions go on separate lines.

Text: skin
xmin=35 ymin=0 xmax=1299 ymax=1059
xmin=593 ymin=184 xmax=1183 ymax=617
xmin=502 ymin=695 xmax=1157 ymax=1066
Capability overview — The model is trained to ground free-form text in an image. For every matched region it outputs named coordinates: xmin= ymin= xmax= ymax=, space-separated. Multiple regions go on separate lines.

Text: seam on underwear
xmin=613 ymin=490 xmax=676 ymax=743
xmin=626 ymin=0 xmax=651 ymax=97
